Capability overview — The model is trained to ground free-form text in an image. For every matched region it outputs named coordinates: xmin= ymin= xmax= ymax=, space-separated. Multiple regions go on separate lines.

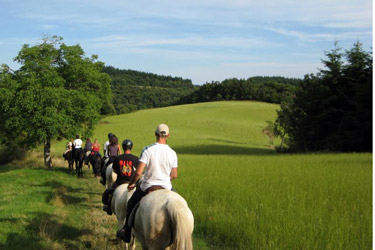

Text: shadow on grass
xmin=0 ymin=212 xmax=92 ymax=250
xmin=0 ymin=164 xmax=73 ymax=175
xmin=30 ymin=180 xmax=87 ymax=205
xmin=0 ymin=165 xmax=25 ymax=174
xmin=174 ymin=144 xmax=277 ymax=155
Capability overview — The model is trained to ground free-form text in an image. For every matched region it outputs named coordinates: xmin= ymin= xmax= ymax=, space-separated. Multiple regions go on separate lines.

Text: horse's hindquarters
xmin=134 ymin=190 xmax=194 ymax=250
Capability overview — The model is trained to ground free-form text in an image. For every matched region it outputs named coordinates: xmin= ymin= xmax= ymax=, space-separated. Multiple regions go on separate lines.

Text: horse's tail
xmin=167 ymin=197 xmax=194 ymax=250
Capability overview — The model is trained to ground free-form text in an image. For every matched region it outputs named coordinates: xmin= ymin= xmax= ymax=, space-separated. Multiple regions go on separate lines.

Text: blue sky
xmin=0 ymin=0 xmax=372 ymax=85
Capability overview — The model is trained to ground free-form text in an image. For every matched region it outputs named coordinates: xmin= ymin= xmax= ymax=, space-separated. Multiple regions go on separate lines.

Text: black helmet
xmin=76 ymin=135 xmax=80 ymax=139
xmin=122 ymin=139 xmax=133 ymax=150
xmin=108 ymin=132 xmax=114 ymax=139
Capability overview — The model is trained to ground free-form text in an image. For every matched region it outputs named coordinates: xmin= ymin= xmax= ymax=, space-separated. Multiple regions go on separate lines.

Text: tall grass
xmin=178 ymin=153 xmax=371 ymax=249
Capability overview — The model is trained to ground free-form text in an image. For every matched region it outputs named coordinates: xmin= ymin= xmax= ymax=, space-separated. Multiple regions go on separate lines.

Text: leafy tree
xmin=0 ymin=36 xmax=113 ymax=166
xmin=274 ymin=42 xmax=372 ymax=152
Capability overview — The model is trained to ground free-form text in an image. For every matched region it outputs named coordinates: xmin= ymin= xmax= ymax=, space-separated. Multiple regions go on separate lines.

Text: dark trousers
xmin=124 ymin=188 xmax=147 ymax=229
xmin=102 ymin=182 xmax=119 ymax=205
xmin=100 ymin=156 xmax=116 ymax=180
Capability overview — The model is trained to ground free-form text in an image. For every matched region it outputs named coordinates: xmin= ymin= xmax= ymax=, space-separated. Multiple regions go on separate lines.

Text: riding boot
xmin=103 ymin=205 xmax=112 ymax=215
xmin=100 ymin=170 xmax=106 ymax=185
xmin=100 ymin=178 xmax=106 ymax=186
xmin=116 ymin=226 xmax=131 ymax=243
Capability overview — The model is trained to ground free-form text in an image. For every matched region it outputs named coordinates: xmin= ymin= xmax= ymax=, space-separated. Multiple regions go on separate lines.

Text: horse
xmin=89 ymin=152 xmax=102 ymax=177
xmin=65 ymin=150 xmax=74 ymax=170
xmin=111 ymin=183 xmax=136 ymax=250
xmin=85 ymin=150 xmax=91 ymax=168
xmin=132 ymin=189 xmax=194 ymax=250
xmin=106 ymin=163 xmax=117 ymax=188
xmin=74 ymin=148 xmax=85 ymax=177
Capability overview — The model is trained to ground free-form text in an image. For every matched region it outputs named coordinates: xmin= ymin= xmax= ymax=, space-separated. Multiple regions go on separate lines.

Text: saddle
xmin=146 ymin=185 xmax=164 ymax=194
xmin=128 ymin=185 xmax=165 ymax=227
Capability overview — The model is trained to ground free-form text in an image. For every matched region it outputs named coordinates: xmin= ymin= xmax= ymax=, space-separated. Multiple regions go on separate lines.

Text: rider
xmin=100 ymin=133 xmax=113 ymax=184
xmin=103 ymin=133 xmax=114 ymax=159
xmin=102 ymin=139 xmax=139 ymax=215
xmin=63 ymin=138 xmax=74 ymax=160
xmin=100 ymin=134 xmax=122 ymax=186
xmin=73 ymin=135 xmax=83 ymax=159
xmin=91 ymin=139 xmax=101 ymax=157
xmin=84 ymin=138 xmax=92 ymax=165
xmin=116 ymin=124 xmax=178 ymax=243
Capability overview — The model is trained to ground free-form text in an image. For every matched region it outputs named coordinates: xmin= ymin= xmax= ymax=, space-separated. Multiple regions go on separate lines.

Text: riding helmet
xmin=122 ymin=139 xmax=133 ymax=150
xmin=108 ymin=132 xmax=114 ymax=139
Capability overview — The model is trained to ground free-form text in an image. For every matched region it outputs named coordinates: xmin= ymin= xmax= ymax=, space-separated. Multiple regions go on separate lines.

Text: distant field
xmin=1 ymin=101 xmax=372 ymax=249
xmin=53 ymin=101 xmax=280 ymax=156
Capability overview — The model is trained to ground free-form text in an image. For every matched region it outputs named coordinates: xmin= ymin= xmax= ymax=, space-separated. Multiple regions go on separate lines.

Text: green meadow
xmin=1 ymin=101 xmax=372 ymax=249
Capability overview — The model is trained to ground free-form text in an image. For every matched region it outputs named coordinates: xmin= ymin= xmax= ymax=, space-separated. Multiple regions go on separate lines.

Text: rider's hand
xmin=128 ymin=183 xmax=136 ymax=191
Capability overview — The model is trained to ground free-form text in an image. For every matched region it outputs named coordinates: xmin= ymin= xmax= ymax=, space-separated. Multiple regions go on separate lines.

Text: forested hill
xmin=178 ymin=77 xmax=302 ymax=105
xmin=103 ymin=65 xmax=301 ymax=114
xmin=103 ymin=66 xmax=195 ymax=89
xmin=103 ymin=65 xmax=197 ymax=114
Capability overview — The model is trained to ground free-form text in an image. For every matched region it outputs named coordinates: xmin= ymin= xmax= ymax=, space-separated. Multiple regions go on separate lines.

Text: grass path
xmin=0 ymin=153 xmax=139 ymax=250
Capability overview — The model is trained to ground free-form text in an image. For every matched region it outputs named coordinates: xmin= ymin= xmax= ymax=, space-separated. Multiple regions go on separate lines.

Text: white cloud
xmin=265 ymin=27 xmax=372 ymax=42
xmin=86 ymin=34 xmax=282 ymax=51
xmin=41 ymin=24 xmax=57 ymax=30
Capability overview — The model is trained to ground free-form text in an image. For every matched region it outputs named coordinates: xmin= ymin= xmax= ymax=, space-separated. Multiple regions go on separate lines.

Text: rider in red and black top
xmin=102 ymin=139 xmax=138 ymax=215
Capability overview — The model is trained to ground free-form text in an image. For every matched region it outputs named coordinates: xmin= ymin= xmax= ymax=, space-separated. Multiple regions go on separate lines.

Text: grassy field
xmin=1 ymin=101 xmax=372 ymax=249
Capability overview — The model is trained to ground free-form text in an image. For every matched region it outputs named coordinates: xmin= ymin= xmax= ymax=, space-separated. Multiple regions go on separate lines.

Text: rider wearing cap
xmin=116 ymin=124 xmax=178 ymax=243
xmin=102 ymin=139 xmax=139 ymax=215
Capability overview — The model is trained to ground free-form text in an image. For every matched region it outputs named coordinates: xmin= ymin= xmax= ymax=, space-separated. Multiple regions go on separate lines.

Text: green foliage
xmin=104 ymin=66 xmax=299 ymax=115
xmin=179 ymin=77 xmax=300 ymax=104
xmin=103 ymin=65 xmax=194 ymax=89
xmin=0 ymin=36 xmax=113 ymax=162
xmin=275 ymin=42 xmax=372 ymax=152
xmin=103 ymin=66 xmax=196 ymax=114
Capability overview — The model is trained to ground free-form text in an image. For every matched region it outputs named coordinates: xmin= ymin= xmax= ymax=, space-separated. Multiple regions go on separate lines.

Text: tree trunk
xmin=280 ymin=133 xmax=285 ymax=150
xmin=44 ymin=138 xmax=52 ymax=168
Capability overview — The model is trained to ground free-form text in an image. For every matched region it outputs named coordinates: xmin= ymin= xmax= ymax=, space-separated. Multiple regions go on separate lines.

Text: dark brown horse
xmin=89 ymin=152 xmax=102 ymax=177
xmin=65 ymin=150 xmax=74 ymax=170
xmin=74 ymin=148 xmax=85 ymax=177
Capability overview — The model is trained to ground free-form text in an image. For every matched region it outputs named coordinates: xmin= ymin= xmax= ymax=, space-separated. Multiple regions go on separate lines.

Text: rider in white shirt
xmin=73 ymin=135 xmax=83 ymax=149
xmin=117 ymin=124 xmax=178 ymax=243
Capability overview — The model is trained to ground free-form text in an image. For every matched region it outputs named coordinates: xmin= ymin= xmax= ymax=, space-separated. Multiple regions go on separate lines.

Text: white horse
xmin=111 ymin=183 xmax=136 ymax=250
xmin=132 ymin=189 xmax=194 ymax=250
xmin=105 ymin=163 xmax=117 ymax=188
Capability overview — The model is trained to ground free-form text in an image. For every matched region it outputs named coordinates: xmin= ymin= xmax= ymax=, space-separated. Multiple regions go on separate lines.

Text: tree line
xmin=177 ymin=77 xmax=301 ymax=105
xmin=103 ymin=66 xmax=197 ymax=114
xmin=104 ymin=66 xmax=301 ymax=114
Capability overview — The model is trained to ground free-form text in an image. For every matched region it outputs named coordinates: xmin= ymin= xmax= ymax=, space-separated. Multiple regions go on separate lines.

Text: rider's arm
xmin=170 ymin=168 xmax=177 ymax=181
xmin=128 ymin=162 xmax=146 ymax=191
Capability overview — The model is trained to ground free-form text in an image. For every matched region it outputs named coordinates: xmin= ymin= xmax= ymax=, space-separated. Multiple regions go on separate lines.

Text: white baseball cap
xmin=155 ymin=124 xmax=169 ymax=135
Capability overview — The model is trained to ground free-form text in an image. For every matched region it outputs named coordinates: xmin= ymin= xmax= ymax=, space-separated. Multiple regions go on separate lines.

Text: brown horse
xmin=89 ymin=152 xmax=102 ymax=177
xmin=74 ymin=148 xmax=85 ymax=177
xmin=65 ymin=150 xmax=74 ymax=170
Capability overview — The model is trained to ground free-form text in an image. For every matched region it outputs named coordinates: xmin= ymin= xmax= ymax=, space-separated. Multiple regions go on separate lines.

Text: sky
xmin=0 ymin=0 xmax=372 ymax=85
